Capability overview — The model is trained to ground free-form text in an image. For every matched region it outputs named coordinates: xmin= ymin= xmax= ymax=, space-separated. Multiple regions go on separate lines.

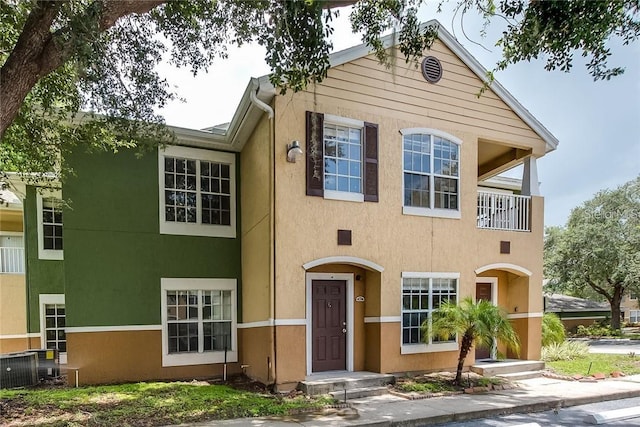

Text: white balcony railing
xmin=477 ymin=191 xmax=531 ymax=232
xmin=0 ymin=246 xmax=25 ymax=273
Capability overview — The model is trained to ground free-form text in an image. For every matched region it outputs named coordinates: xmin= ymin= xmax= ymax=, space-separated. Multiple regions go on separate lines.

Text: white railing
xmin=477 ymin=191 xmax=531 ymax=232
xmin=0 ymin=247 xmax=25 ymax=273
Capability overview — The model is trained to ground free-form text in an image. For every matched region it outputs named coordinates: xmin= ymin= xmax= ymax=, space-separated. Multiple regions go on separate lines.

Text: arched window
xmin=401 ymin=128 xmax=462 ymax=218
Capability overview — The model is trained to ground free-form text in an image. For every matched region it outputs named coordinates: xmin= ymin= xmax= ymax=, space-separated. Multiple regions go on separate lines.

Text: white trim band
xmin=364 ymin=316 xmax=402 ymax=323
xmin=507 ymin=312 xmax=543 ymax=319
xmin=237 ymin=319 xmax=307 ymax=329
xmin=0 ymin=333 xmax=40 ymax=339
xmin=65 ymin=325 xmax=162 ymax=333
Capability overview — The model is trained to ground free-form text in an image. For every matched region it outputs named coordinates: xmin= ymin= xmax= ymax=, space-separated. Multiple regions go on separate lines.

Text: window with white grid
xmin=44 ymin=304 xmax=66 ymax=352
xmin=37 ymin=193 xmax=63 ymax=260
xmin=401 ymin=273 xmax=459 ymax=354
xmin=630 ymin=310 xmax=640 ymax=323
xmin=161 ymin=278 xmax=237 ymax=367
xmin=159 ymin=146 xmax=236 ymax=238
xmin=402 ymin=129 xmax=462 ymax=219
xmin=324 ymin=122 xmax=362 ymax=195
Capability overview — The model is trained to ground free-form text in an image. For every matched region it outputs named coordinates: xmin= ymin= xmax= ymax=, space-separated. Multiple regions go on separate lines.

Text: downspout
xmin=249 ymin=84 xmax=277 ymax=386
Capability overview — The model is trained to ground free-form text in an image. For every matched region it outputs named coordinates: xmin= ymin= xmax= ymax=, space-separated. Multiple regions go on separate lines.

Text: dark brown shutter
xmin=363 ymin=122 xmax=379 ymax=202
xmin=306 ymin=111 xmax=324 ymax=197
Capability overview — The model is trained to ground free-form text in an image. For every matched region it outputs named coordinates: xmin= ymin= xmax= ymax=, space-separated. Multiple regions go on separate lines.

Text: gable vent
xmin=421 ymin=56 xmax=442 ymax=83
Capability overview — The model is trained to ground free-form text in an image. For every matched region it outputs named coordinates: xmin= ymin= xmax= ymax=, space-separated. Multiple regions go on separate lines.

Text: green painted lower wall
xmin=26 ymin=146 xmax=242 ymax=329
xmin=25 ymin=186 xmax=65 ymax=333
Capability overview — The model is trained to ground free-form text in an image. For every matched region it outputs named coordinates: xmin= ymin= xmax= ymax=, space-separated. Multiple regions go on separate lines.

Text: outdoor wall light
xmin=286 ymin=140 xmax=303 ymax=163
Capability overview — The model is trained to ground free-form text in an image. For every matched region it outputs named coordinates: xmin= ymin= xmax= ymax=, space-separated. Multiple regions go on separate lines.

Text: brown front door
xmin=475 ymin=282 xmax=493 ymax=360
xmin=312 ymin=280 xmax=346 ymax=372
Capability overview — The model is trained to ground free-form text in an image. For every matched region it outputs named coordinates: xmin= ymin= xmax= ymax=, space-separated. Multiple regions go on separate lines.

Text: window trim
xmin=160 ymin=278 xmax=237 ymax=367
xmin=306 ymin=111 xmax=379 ymax=203
xmin=322 ymin=115 xmax=365 ymax=203
xmin=400 ymin=272 xmax=459 ymax=354
xmin=36 ymin=192 xmax=63 ymax=260
xmin=158 ymin=145 xmax=236 ymax=238
xmin=39 ymin=294 xmax=66 ymax=364
xmin=400 ymin=128 xmax=462 ymax=220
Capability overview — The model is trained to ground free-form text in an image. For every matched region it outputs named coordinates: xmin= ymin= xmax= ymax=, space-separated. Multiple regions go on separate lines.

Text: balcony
xmin=477 ymin=191 xmax=531 ymax=232
xmin=0 ymin=247 xmax=25 ymax=273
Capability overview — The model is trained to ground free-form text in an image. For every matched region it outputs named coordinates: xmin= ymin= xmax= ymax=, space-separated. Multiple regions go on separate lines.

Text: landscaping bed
xmin=389 ymin=371 xmax=517 ymax=400
xmin=0 ymin=375 xmax=334 ymax=427
xmin=545 ymin=353 xmax=640 ymax=380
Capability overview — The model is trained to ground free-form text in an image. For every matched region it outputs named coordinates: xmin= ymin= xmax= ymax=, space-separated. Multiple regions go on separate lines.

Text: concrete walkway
xmin=171 ymin=375 xmax=640 ymax=427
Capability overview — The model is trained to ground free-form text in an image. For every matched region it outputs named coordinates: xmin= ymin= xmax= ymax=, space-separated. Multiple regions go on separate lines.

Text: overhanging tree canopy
xmin=544 ymin=176 xmax=640 ymax=330
xmin=1 ymin=0 xmax=639 ymax=179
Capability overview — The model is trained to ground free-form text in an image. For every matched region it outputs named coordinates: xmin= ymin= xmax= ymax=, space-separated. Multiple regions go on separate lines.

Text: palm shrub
xmin=542 ymin=313 xmax=565 ymax=346
xmin=426 ymin=297 xmax=520 ymax=385
xmin=541 ymin=340 xmax=589 ymax=361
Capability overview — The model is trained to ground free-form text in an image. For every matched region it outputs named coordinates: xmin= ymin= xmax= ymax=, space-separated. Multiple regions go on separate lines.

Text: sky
xmin=156 ymin=3 xmax=640 ymax=227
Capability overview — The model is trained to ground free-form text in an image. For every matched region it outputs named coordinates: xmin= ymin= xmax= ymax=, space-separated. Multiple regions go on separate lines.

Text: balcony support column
xmin=522 ymin=156 xmax=540 ymax=196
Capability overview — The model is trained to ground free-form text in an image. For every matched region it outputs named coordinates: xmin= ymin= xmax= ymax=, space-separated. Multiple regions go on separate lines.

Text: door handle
xmin=342 ymin=328 xmax=347 ymax=333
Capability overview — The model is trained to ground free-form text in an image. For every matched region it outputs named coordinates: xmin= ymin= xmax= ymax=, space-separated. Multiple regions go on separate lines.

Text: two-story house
xmin=15 ymin=21 xmax=556 ymax=389
xmin=0 ymin=184 xmax=31 ymax=353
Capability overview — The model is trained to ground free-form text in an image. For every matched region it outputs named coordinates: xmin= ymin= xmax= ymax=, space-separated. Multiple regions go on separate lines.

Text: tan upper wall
xmin=0 ymin=209 xmax=23 ymax=233
xmin=270 ymin=41 xmax=546 ymax=319
xmin=0 ymin=274 xmax=27 ymax=335
xmin=316 ymin=41 xmax=547 ymax=154
xmin=240 ymin=115 xmax=273 ymax=323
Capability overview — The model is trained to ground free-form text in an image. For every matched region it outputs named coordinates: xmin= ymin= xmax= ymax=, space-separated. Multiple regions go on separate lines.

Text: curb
xmin=382 ymin=389 xmax=640 ymax=426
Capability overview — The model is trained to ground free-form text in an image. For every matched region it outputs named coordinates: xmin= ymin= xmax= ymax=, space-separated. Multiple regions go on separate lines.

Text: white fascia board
xmin=169 ymin=77 xmax=275 ymax=153
xmin=327 ymin=20 xmax=559 ymax=153
xmin=434 ymin=24 xmax=559 ymax=152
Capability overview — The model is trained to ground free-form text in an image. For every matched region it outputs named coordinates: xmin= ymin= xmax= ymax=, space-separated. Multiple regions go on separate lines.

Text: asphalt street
xmin=586 ymin=339 xmax=640 ymax=354
xmin=435 ymin=396 xmax=640 ymax=426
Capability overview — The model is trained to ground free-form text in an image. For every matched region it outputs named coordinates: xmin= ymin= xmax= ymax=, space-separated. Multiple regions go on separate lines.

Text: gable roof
xmin=174 ymin=20 xmax=558 ymax=154
xmin=328 ymin=20 xmax=558 ymax=153
xmin=545 ymin=293 xmax=610 ymax=313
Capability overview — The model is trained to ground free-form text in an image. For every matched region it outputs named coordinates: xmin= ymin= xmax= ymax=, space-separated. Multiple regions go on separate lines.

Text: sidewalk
xmin=174 ymin=375 xmax=640 ymax=427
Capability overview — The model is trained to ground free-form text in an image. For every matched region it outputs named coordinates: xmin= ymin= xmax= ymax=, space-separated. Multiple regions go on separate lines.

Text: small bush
xmin=574 ymin=324 xmax=621 ymax=338
xmin=542 ymin=341 xmax=590 ymax=361
xmin=542 ymin=313 xmax=565 ymax=346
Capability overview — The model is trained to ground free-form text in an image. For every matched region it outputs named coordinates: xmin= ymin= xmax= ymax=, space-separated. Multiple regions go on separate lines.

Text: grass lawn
xmin=0 ymin=380 xmax=334 ymax=427
xmin=546 ymin=353 xmax=640 ymax=377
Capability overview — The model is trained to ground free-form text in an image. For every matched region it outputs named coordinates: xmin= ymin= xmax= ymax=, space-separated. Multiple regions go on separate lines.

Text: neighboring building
xmin=0 ymin=185 xmax=31 ymax=353
xmin=544 ymin=293 xmax=611 ymax=332
xmin=14 ymin=21 xmax=557 ymax=389
xmin=622 ymin=291 xmax=640 ymax=324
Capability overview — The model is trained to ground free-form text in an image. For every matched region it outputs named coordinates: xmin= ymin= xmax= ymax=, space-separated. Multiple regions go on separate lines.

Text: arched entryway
xmin=302 ymin=257 xmax=384 ymax=376
xmin=475 ymin=263 xmax=542 ymax=361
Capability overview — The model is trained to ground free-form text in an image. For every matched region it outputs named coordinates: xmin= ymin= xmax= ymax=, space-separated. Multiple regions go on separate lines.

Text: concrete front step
xmin=471 ymin=360 xmax=545 ymax=377
xmin=329 ymin=386 xmax=390 ymax=400
xmin=496 ymin=370 xmax=545 ymax=381
xmin=299 ymin=372 xmax=396 ymax=396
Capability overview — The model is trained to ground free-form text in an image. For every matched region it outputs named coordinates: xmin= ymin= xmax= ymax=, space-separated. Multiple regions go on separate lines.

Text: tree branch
xmin=585 ymin=277 xmax=613 ymax=302
xmin=0 ymin=0 xmax=167 ymax=139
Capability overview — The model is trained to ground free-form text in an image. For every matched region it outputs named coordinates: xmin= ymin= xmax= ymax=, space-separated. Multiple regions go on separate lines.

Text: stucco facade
xmin=11 ymin=21 xmax=556 ymax=387
xmin=0 ymin=191 xmax=29 ymax=353
xmin=238 ymin=25 xmax=555 ymax=390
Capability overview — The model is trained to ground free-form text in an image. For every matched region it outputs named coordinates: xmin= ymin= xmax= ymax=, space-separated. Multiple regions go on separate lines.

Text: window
xmin=36 ymin=193 xmax=63 ymax=260
xmin=630 ymin=310 xmax=640 ymax=323
xmin=401 ymin=272 xmax=458 ymax=354
xmin=44 ymin=304 xmax=66 ymax=352
xmin=161 ymin=278 xmax=237 ymax=367
xmin=306 ymin=112 xmax=379 ymax=202
xmin=159 ymin=146 xmax=236 ymax=238
xmin=39 ymin=294 xmax=66 ymax=364
xmin=630 ymin=291 xmax=639 ymax=300
xmin=401 ymin=129 xmax=462 ymax=219
xmin=324 ymin=122 xmax=362 ymax=196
